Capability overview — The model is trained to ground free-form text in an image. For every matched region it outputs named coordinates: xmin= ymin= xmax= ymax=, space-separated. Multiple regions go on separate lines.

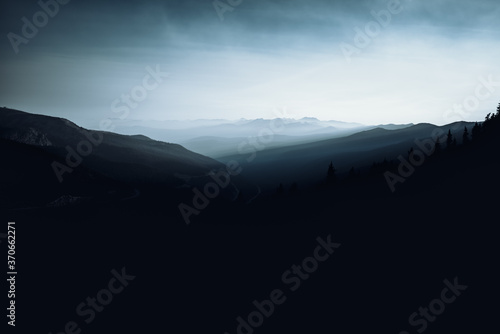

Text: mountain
xmin=215 ymin=121 xmax=476 ymax=190
xmin=375 ymin=123 xmax=414 ymax=130
xmin=98 ymin=118 xmax=419 ymax=158
xmin=0 ymin=108 xmax=225 ymax=209
xmin=102 ymin=117 xmax=367 ymax=144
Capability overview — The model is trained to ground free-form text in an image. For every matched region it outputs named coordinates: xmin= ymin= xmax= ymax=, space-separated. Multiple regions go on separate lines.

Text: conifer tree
xmin=446 ymin=130 xmax=453 ymax=149
xmin=471 ymin=122 xmax=481 ymax=141
xmin=327 ymin=161 xmax=337 ymax=183
xmin=434 ymin=139 xmax=442 ymax=153
xmin=463 ymin=126 xmax=470 ymax=145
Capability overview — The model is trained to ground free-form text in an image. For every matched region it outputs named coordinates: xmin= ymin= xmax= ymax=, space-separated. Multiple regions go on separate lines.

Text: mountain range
xmin=99 ymin=117 xmax=414 ymax=157
xmin=0 ymin=107 xmax=479 ymax=213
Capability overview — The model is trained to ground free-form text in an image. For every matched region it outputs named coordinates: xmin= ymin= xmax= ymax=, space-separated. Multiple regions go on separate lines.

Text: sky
xmin=1 ymin=0 xmax=500 ymax=128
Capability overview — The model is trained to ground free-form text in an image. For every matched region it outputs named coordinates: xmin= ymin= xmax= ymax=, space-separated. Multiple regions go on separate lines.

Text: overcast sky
xmin=1 ymin=0 xmax=499 ymax=128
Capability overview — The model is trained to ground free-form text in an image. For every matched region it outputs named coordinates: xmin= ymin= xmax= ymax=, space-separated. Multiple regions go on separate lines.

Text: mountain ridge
xmin=0 ymin=108 xmax=227 ymax=209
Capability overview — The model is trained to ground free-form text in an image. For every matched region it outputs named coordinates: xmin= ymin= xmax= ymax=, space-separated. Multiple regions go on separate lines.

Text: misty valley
xmin=2 ymin=1 xmax=500 ymax=333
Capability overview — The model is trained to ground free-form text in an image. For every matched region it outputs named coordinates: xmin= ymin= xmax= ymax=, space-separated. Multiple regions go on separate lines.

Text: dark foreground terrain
xmin=1 ymin=108 xmax=499 ymax=333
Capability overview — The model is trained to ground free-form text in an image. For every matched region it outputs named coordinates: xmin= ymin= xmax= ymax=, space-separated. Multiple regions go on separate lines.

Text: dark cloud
xmin=1 ymin=0 xmax=499 ymax=125
xmin=2 ymin=0 xmax=499 ymax=54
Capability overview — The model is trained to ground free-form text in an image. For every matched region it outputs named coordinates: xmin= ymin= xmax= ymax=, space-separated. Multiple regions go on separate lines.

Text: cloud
xmin=1 ymin=0 xmax=499 ymax=126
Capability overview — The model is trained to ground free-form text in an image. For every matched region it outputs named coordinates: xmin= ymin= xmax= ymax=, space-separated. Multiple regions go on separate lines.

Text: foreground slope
xmin=0 ymin=108 xmax=225 ymax=208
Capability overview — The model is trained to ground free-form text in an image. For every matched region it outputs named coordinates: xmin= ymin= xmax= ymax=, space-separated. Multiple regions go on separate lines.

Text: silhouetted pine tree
xmin=482 ymin=104 xmax=500 ymax=141
xmin=349 ymin=166 xmax=356 ymax=178
xmin=327 ymin=161 xmax=337 ymax=183
xmin=434 ymin=139 xmax=442 ymax=154
xmin=463 ymin=126 xmax=470 ymax=145
xmin=471 ymin=122 xmax=481 ymax=141
xmin=446 ymin=130 xmax=453 ymax=149
xmin=277 ymin=183 xmax=284 ymax=194
xmin=484 ymin=113 xmax=493 ymax=131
